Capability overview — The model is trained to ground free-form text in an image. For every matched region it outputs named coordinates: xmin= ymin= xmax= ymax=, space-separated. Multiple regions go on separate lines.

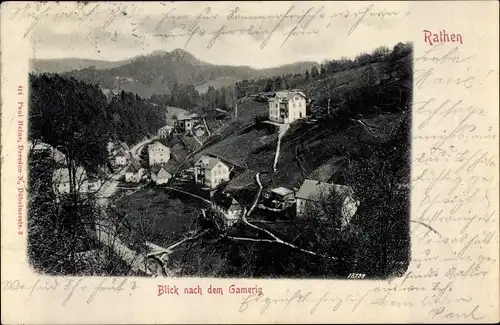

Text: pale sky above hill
xmin=12 ymin=1 xmax=411 ymax=68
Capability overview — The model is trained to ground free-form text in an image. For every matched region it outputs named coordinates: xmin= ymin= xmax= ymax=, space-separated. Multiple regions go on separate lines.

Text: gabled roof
xmin=126 ymin=159 xmax=142 ymax=173
xmin=126 ymin=163 xmax=139 ymax=173
xmin=120 ymin=142 xmax=129 ymax=151
xmin=195 ymin=155 xmax=224 ymax=170
xmin=273 ymin=90 xmax=307 ymax=100
xmin=159 ymin=125 xmax=174 ymax=131
xmin=296 ymin=179 xmax=353 ymax=201
xmin=115 ymin=149 xmax=129 ymax=157
xmin=149 ymin=141 xmax=169 ymax=150
xmin=151 ymin=165 xmax=172 ymax=176
xmin=271 ymin=187 xmax=294 ymax=196
xmin=308 ymin=156 xmax=347 ymax=183
xmin=150 ymin=165 xmax=162 ymax=174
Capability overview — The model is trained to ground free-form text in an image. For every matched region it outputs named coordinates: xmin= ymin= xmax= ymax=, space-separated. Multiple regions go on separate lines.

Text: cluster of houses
xmin=52 ymin=166 xmax=103 ymax=195
xmin=28 ymin=141 xmax=105 ymax=196
xmin=157 ymin=111 xmax=206 ymax=139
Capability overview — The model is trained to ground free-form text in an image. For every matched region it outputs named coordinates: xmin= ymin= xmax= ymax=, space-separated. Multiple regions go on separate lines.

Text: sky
xmin=15 ymin=1 xmax=411 ymax=69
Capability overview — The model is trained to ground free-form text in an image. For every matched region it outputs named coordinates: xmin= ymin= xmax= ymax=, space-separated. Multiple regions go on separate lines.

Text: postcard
xmin=1 ymin=1 xmax=498 ymax=323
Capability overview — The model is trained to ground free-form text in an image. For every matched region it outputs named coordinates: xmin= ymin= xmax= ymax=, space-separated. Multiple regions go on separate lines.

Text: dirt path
xmin=271 ymin=123 xmax=290 ymax=172
xmin=202 ymin=117 xmax=211 ymax=136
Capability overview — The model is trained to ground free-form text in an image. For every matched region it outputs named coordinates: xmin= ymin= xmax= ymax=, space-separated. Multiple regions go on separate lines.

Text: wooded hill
xmin=32 ymin=48 xmax=319 ymax=99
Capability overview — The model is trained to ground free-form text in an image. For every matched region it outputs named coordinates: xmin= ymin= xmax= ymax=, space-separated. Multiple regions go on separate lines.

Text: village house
xmin=263 ymin=187 xmax=296 ymax=210
xmin=148 ymin=141 xmax=171 ymax=166
xmin=194 ymin=155 xmax=230 ymax=189
xmin=158 ymin=125 xmax=174 ymax=139
xmin=212 ymin=192 xmax=243 ymax=227
xmin=125 ymin=161 xmax=144 ymax=183
xmin=52 ymin=167 xmax=89 ymax=194
xmin=175 ymin=116 xmax=195 ymax=133
xmin=29 ymin=141 xmax=66 ymax=164
xmin=114 ymin=148 xmax=130 ymax=166
xmin=295 ymin=179 xmax=360 ymax=227
xmin=268 ymin=90 xmax=307 ymax=124
xmin=150 ymin=165 xmax=172 ymax=185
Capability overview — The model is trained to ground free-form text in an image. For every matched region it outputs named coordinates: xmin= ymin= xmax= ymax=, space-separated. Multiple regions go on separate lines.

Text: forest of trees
xmin=27 ymin=73 xmax=169 ymax=275
xmin=30 ymin=74 xmax=166 ymax=147
xmin=234 ymin=42 xmax=412 ymax=102
xmin=150 ymin=83 xmax=237 ymax=112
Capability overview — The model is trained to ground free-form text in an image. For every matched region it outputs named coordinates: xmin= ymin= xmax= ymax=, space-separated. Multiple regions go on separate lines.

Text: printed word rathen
xmin=424 ymin=30 xmax=463 ymax=46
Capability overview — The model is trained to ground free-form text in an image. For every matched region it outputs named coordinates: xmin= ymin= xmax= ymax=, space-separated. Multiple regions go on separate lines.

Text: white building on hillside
xmin=194 ymin=155 xmax=230 ymax=189
xmin=148 ymin=141 xmax=171 ymax=166
xmin=268 ymin=90 xmax=307 ymax=124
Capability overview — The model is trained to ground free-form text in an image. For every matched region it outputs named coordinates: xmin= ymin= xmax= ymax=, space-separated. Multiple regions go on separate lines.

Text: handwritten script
xmin=7 ymin=2 xmax=408 ymax=49
xmin=2 ymin=277 xmax=139 ymax=307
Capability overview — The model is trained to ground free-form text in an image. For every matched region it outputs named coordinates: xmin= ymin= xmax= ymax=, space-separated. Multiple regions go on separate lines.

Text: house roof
xmin=53 ymin=167 xmax=86 ymax=184
xmin=149 ymin=141 xmax=169 ymax=150
xmin=150 ymin=165 xmax=162 ymax=174
xmin=115 ymin=149 xmax=129 ymax=157
xmin=29 ymin=142 xmax=66 ymax=161
xmin=308 ymin=156 xmax=347 ymax=183
xmin=273 ymin=90 xmax=307 ymax=100
xmin=151 ymin=165 xmax=172 ymax=176
xmin=159 ymin=125 xmax=174 ymax=131
xmin=120 ymin=142 xmax=129 ymax=151
xmin=296 ymin=179 xmax=353 ymax=201
xmin=126 ymin=163 xmax=139 ymax=173
xmin=162 ymin=159 xmax=179 ymax=174
xmin=195 ymin=155 xmax=224 ymax=170
xmin=271 ymin=187 xmax=294 ymax=196
xmin=177 ymin=115 xmax=193 ymax=121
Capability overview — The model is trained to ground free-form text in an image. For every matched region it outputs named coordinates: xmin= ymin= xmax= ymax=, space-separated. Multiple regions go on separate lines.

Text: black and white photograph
xmin=26 ymin=4 xmax=413 ymax=279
